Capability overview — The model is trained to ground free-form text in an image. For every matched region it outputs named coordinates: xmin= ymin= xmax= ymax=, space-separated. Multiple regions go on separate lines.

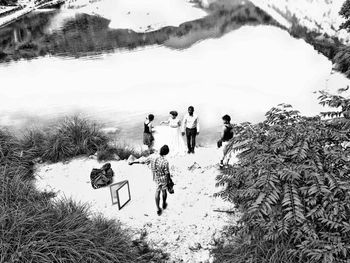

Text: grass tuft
xmin=19 ymin=116 xmax=109 ymax=163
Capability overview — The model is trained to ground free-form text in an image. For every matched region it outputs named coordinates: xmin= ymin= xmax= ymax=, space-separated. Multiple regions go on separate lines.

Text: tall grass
xmin=0 ymin=167 xmax=167 ymax=263
xmin=0 ymin=118 xmax=168 ymax=263
xmin=212 ymin=235 xmax=297 ymax=263
xmin=20 ymin=116 xmax=109 ymax=163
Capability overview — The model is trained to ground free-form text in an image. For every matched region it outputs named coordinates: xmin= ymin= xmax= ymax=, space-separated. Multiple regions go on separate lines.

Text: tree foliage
xmin=215 ymin=93 xmax=350 ymax=262
xmin=0 ymin=0 xmax=17 ymax=5
xmin=340 ymin=0 xmax=350 ymax=32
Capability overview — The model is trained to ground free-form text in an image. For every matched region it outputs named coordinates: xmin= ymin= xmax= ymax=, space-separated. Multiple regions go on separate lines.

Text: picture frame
xmin=110 ymin=180 xmax=131 ymax=210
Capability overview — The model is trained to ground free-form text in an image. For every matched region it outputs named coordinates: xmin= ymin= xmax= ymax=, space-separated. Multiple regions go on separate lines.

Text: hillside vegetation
xmin=214 ymin=91 xmax=350 ymax=262
xmin=0 ymin=116 xmax=167 ymax=263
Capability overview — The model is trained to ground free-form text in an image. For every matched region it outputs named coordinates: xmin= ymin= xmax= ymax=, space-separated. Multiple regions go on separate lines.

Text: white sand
xmin=35 ymin=147 xmax=238 ymax=262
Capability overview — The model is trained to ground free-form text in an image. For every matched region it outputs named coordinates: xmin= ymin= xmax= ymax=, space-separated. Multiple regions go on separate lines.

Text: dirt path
xmin=35 ymin=147 xmax=238 ymax=262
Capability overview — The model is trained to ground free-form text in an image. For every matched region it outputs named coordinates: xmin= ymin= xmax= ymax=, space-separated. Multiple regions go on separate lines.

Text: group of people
xmin=129 ymin=106 xmax=235 ymax=215
xmin=143 ymin=106 xmax=200 ymax=155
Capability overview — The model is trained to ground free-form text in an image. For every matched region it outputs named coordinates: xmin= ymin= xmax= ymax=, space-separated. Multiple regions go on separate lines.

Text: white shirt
xmin=182 ymin=113 xmax=200 ymax=132
xmin=168 ymin=117 xmax=181 ymax=128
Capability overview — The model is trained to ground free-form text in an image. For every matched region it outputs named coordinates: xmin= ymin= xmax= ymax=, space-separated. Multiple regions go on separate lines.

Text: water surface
xmin=1 ymin=1 xmax=349 ymax=145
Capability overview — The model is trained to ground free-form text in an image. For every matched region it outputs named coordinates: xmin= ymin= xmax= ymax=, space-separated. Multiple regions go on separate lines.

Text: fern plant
xmin=215 ymin=94 xmax=350 ymax=262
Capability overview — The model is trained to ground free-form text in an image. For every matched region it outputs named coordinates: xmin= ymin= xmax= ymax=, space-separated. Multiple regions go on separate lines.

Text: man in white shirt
xmin=181 ymin=106 xmax=200 ymax=154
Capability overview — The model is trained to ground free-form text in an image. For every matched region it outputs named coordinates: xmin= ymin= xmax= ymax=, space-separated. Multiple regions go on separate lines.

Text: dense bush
xmin=20 ymin=116 xmax=109 ymax=163
xmin=333 ymin=45 xmax=350 ymax=78
xmin=0 ymin=117 xmax=167 ymax=263
xmin=214 ymin=93 xmax=350 ymax=263
xmin=340 ymin=0 xmax=350 ymax=32
xmin=0 ymin=129 xmax=34 ymax=179
xmin=0 ymin=0 xmax=17 ymax=5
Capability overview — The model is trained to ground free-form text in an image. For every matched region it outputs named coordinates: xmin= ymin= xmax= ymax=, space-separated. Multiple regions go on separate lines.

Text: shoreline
xmin=35 ymin=146 xmax=238 ymax=262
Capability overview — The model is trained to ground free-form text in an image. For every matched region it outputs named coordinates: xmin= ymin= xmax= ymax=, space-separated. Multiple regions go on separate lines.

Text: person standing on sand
xmin=143 ymin=114 xmax=155 ymax=153
xmin=129 ymin=145 xmax=171 ymax=216
xmin=182 ymin=106 xmax=200 ymax=154
xmin=217 ymin=114 xmax=234 ymax=168
xmin=158 ymin=111 xmax=186 ymax=156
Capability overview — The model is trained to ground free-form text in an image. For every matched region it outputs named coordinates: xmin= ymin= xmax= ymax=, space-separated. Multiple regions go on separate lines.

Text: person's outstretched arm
xmin=160 ymin=117 xmax=171 ymax=125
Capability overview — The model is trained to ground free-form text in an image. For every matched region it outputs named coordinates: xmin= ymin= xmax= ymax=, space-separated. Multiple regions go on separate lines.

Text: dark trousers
xmin=186 ymin=128 xmax=197 ymax=152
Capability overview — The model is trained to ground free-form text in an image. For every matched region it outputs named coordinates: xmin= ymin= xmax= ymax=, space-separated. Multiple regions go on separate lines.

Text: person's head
xmin=222 ymin=114 xmax=231 ymax=124
xmin=148 ymin=114 xmax=154 ymax=121
xmin=188 ymin=106 xmax=194 ymax=116
xmin=160 ymin=145 xmax=169 ymax=156
xmin=170 ymin=111 xmax=178 ymax=119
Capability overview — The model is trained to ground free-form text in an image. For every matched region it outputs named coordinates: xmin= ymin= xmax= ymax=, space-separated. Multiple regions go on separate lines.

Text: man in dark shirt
xmin=217 ymin=114 xmax=234 ymax=168
xmin=182 ymin=106 xmax=200 ymax=154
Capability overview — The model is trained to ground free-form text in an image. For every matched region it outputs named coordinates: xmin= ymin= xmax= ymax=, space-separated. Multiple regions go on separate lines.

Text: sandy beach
xmin=35 ymin=146 xmax=238 ymax=262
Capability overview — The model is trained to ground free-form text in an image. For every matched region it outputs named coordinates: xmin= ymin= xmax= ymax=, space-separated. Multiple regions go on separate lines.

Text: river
xmin=0 ymin=0 xmax=349 ymax=145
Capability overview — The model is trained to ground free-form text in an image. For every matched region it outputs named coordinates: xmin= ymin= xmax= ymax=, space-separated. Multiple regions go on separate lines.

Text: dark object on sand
xmin=90 ymin=163 xmax=114 ymax=189
xmin=167 ymin=175 xmax=175 ymax=194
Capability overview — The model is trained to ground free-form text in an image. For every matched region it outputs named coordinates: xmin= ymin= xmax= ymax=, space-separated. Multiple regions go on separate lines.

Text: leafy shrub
xmin=333 ymin=46 xmax=350 ymax=78
xmin=340 ymin=0 xmax=350 ymax=32
xmin=214 ymin=93 xmax=350 ymax=262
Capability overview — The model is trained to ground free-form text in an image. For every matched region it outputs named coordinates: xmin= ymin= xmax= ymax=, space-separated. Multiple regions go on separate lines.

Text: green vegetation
xmin=213 ymin=92 xmax=350 ymax=262
xmin=340 ymin=0 xmax=350 ymax=32
xmin=333 ymin=45 xmax=350 ymax=78
xmin=21 ymin=116 xmax=109 ymax=163
xmin=0 ymin=116 xmax=167 ymax=263
xmin=285 ymin=5 xmax=350 ymax=79
xmin=0 ymin=0 xmax=17 ymax=6
xmin=334 ymin=1 xmax=350 ymax=78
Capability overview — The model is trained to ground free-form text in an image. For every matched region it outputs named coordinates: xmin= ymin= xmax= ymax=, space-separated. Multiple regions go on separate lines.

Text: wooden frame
xmin=110 ymin=180 xmax=131 ymax=210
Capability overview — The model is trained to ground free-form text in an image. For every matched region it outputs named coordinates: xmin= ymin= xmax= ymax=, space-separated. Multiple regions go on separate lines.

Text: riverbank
xmin=35 ymin=146 xmax=238 ymax=262
xmin=0 ymin=116 xmax=168 ymax=263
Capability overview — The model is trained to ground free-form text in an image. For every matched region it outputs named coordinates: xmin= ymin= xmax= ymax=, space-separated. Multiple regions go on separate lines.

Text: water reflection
xmin=0 ymin=2 xmax=277 ymax=62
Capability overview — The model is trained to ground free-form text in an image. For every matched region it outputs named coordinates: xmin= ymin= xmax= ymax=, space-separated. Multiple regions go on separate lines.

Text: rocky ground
xmin=35 ymin=147 xmax=239 ymax=262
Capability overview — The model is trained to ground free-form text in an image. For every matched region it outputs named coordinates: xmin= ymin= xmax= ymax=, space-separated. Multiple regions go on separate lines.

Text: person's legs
xmin=186 ymin=128 xmax=191 ymax=153
xmin=162 ymin=189 xmax=167 ymax=209
xmin=155 ymin=188 xmax=162 ymax=215
xmin=191 ymin=128 xmax=197 ymax=153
